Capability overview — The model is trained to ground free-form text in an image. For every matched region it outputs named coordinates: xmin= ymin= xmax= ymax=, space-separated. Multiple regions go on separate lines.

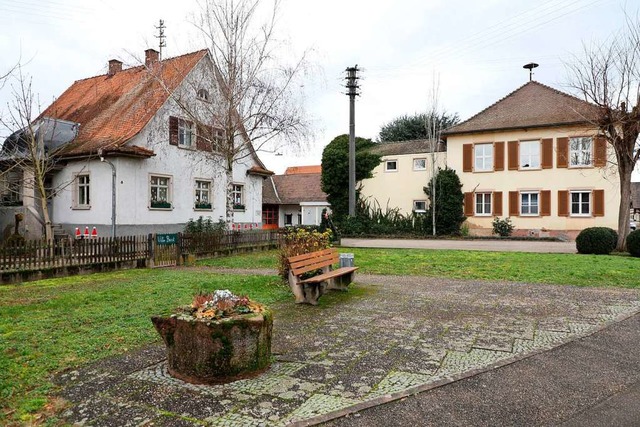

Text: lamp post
xmin=98 ymin=149 xmax=117 ymax=237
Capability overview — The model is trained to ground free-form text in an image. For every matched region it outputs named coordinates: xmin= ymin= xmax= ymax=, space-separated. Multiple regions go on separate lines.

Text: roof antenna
xmin=523 ymin=63 xmax=538 ymax=82
xmin=155 ymin=19 xmax=166 ymax=60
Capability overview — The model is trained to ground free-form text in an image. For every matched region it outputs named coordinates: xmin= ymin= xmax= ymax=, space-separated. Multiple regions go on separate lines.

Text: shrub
xmin=576 ymin=227 xmax=617 ymax=254
xmin=492 ymin=217 xmax=514 ymax=237
xmin=277 ymin=227 xmax=332 ymax=280
xmin=184 ymin=216 xmax=226 ymax=234
xmin=627 ymin=229 xmax=640 ymax=257
xmin=423 ymin=167 xmax=466 ymax=235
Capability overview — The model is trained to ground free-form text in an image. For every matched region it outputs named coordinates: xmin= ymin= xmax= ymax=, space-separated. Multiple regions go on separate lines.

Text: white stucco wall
xmin=52 ymin=55 xmax=265 ymax=236
xmin=360 ymin=152 xmax=447 ymax=215
xmin=447 ymin=125 xmax=621 ymax=235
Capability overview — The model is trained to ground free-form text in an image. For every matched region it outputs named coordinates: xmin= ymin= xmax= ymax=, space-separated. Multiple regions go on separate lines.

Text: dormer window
xmin=197 ymin=89 xmax=210 ymax=101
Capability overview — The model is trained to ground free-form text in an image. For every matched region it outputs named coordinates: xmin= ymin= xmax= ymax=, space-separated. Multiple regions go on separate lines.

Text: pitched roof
xmin=262 ymin=173 xmax=327 ymax=205
xmin=40 ymin=50 xmax=208 ymax=157
xmin=443 ymin=81 xmax=600 ymax=136
xmin=285 ymin=165 xmax=321 ymax=175
xmin=370 ymin=139 xmax=444 ymax=156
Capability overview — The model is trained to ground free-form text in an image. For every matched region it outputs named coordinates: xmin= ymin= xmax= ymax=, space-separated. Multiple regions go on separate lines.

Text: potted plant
xmin=152 ymin=290 xmax=272 ymax=384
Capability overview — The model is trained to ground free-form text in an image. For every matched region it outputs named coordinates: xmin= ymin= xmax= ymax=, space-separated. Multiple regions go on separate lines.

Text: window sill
xmin=233 ymin=209 xmax=246 ymax=213
xmin=72 ymin=206 xmax=91 ymax=210
xmin=177 ymin=144 xmax=196 ymax=151
xmin=519 ymin=167 xmax=542 ymax=171
xmin=149 ymin=206 xmax=173 ymax=211
xmin=384 ymin=170 xmax=398 ymax=173
xmin=520 ymin=214 xmax=540 ymax=217
xmin=194 ymin=208 xmax=213 ymax=212
xmin=473 ymin=169 xmax=494 ymax=173
xmin=570 ymin=214 xmax=592 ymax=218
xmin=569 ymin=165 xmax=594 ymax=169
xmin=475 ymin=213 xmax=492 ymax=217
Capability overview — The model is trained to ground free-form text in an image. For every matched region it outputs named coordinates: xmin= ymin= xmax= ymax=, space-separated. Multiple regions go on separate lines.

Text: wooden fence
xmin=0 ymin=235 xmax=148 ymax=273
xmin=0 ymin=230 xmax=279 ymax=280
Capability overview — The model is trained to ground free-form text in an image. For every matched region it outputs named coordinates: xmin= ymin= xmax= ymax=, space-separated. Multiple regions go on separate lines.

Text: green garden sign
xmin=156 ymin=233 xmax=178 ymax=245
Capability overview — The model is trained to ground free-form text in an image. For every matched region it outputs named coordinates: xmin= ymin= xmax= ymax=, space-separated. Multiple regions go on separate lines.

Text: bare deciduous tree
xmin=0 ymin=68 xmax=80 ymax=242
xmin=186 ymin=0 xmax=312 ymax=224
xmin=567 ymin=13 xmax=640 ymax=250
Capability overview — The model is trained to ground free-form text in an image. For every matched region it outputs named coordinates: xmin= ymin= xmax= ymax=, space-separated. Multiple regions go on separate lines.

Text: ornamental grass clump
xmin=177 ymin=289 xmax=265 ymax=321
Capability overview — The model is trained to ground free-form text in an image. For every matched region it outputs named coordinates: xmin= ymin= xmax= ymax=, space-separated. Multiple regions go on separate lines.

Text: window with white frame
xmin=385 ymin=160 xmax=398 ymax=172
xmin=232 ymin=184 xmax=244 ymax=210
xmin=570 ymin=137 xmax=593 ymax=167
xmin=413 ymin=200 xmax=427 ymax=212
xmin=195 ymin=180 xmax=212 ymax=209
xmin=413 ymin=158 xmax=426 ymax=171
xmin=571 ymin=191 xmax=591 ymax=215
xmin=74 ymin=173 xmax=90 ymax=208
xmin=178 ymin=118 xmax=194 ymax=148
xmin=150 ymin=175 xmax=171 ymax=209
xmin=519 ymin=140 xmax=540 ymax=169
xmin=474 ymin=143 xmax=493 ymax=171
xmin=475 ymin=193 xmax=492 ymax=215
xmin=520 ymin=192 xmax=539 ymax=215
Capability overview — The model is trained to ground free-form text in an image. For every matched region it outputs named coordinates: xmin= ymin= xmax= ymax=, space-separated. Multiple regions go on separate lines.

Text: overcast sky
xmin=0 ymin=0 xmax=637 ymax=177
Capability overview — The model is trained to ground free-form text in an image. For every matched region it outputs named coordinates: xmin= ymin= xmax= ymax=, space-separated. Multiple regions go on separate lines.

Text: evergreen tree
xmin=423 ymin=167 xmax=466 ymax=235
xmin=378 ymin=112 xmax=459 ymax=142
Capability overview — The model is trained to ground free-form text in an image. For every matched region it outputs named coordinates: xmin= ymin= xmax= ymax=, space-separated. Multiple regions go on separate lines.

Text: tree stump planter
xmin=151 ymin=310 xmax=272 ymax=384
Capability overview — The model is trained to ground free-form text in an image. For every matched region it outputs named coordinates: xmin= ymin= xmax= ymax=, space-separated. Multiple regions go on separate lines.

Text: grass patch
xmin=197 ymin=248 xmax=640 ymax=288
xmin=0 ymin=268 xmax=289 ymax=424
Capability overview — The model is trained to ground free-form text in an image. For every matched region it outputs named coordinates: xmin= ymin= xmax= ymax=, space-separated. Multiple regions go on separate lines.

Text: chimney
xmin=108 ymin=59 xmax=122 ymax=76
xmin=145 ymin=49 xmax=160 ymax=67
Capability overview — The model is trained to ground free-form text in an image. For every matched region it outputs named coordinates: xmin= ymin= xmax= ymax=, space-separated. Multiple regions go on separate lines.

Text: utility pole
xmin=156 ymin=19 xmax=167 ymax=60
xmin=345 ymin=65 xmax=360 ymax=217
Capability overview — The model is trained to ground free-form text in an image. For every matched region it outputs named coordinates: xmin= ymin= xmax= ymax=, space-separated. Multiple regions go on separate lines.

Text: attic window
xmin=197 ymin=89 xmax=210 ymax=102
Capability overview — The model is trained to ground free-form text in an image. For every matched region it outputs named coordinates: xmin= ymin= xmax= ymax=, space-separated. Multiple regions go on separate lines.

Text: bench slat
xmin=288 ymin=248 xmax=334 ymax=264
xmin=300 ymin=266 xmax=359 ymax=284
xmin=290 ymin=252 xmax=338 ymax=276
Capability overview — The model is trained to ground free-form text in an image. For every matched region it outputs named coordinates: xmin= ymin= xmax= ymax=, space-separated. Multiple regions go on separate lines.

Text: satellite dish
xmin=523 ymin=63 xmax=539 ymax=81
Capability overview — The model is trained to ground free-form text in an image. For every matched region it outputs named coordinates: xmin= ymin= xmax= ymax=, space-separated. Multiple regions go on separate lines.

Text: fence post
xmin=147 ymin=233 xmax=155 ymax=268
xmin=176 ymin=232 xmax=183 ymax=265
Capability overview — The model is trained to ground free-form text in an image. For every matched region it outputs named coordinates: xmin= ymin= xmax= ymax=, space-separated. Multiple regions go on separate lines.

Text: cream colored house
xmin=443 ymin=81 xmax=619 ymax=239
xmin=360 ymin=140 xmax=446 ymax=215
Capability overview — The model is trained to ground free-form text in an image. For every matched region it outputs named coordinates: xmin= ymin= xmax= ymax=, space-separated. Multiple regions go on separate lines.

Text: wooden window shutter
xmin=494 ymin=142 xmax=505 ymax=171
xmin=556 ymin=137 xmax=568 ymax=168
xmin=558 ymin=190 xmax=569 ymax=216
xmin=507 ymin=141 xmax=519 ymax=170
xmin=508 ymin=191 xmax=519 ymax=216
xmin=493 ymin=191 xmax=503 ymax=216
xmin=594 ymin=136 xmax=607 ymax=167
xmin=593 ymin=189 xmax=605 ymax=216
xmin=541 ymin=190 xmax=551 ymax=216
xmin=464 ymin=192 xmax=474 ymax=216
xmin=196 ymin=124 xmax=213 ymax=151
xmin=541 ymin=138 xmax=553 ymax=169
xmin=463 ymin=144 xmax=473 ymax=172
xmin=169 ymin=116 xmax=179 ymax=146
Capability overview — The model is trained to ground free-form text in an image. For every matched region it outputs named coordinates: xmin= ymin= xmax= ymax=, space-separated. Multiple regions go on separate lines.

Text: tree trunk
xmin=616 ymin=162 xmax=632 ymax=251
xmin=226 ymin=156 xmax=234 ymax=229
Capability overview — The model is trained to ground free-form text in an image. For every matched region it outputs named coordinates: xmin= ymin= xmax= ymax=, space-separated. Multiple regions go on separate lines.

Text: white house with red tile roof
xmin=0 ymin=48 xmax=272 ymax=239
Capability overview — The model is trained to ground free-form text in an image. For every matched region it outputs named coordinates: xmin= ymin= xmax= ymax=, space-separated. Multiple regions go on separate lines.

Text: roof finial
xmin=523 ymin=63 xmax=539 ymax=82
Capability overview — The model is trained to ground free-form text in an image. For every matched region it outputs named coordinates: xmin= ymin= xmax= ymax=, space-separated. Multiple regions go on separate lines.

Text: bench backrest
xmin=288 ymin=248 xmax=338 ymax=276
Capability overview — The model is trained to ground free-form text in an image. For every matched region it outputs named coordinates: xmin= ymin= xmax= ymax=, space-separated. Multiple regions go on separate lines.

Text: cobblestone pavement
xmin=55 ymin=274 xmax=640 ymax=426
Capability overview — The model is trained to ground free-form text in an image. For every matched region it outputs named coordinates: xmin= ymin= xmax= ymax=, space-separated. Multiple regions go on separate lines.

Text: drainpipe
xmin=98 ymin=149 xmax=117 ymax=237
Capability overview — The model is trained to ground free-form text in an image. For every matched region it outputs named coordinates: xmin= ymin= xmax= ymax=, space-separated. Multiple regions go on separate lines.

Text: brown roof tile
xmin=263 ymin=173 xmax=327 ymax=204
xmin=40 ymin=50 xmax=208 ymax=156
xmin=443 ymin=81 xmax=600 ymax=136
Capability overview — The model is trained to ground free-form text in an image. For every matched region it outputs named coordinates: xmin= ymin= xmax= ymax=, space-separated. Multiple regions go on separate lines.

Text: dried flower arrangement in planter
xmin=152 ymin=290 xmax=272 ymax=384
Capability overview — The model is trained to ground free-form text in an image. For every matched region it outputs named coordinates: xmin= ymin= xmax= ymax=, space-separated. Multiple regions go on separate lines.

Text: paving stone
xmin=55 ymin=273 xmax=640 ymax=426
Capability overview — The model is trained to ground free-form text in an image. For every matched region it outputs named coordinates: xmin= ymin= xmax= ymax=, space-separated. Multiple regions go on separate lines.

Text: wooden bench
xmin=287 ymin=248 xmax=358 ymax=305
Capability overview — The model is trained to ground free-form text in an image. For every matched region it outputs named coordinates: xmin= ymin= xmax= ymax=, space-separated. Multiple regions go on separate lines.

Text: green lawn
xmin=2 ymin=247 xmax=639 ymax=423
xmin=0 ymin=268 xmax=289 ymax=424
xmin=198 ymin=247 xmax=640 ymax=288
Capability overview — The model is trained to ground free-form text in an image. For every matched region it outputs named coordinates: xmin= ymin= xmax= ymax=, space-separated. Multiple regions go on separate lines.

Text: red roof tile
xmin=443 ymin=81 xmax=600 ymax=136
xmin=263 ymin=173 xmax=327 ymax=204
xmin=284 ymin=165 xmax=321 ymax=175
xmin=41 ymin=50 xmax=208 ymax=156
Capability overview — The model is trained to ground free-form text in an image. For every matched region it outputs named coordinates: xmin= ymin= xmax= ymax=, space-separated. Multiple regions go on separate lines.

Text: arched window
xmin=197 ymin=88 xmax=209 ymax=101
